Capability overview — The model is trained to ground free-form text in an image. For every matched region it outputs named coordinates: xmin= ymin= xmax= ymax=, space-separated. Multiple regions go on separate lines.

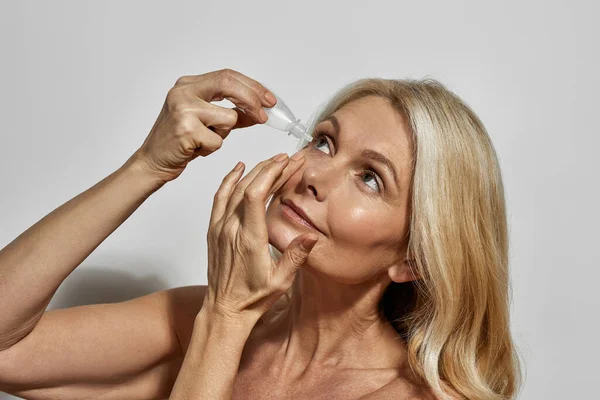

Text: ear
xmin=387 ymin=259 xmax=420 ymax=284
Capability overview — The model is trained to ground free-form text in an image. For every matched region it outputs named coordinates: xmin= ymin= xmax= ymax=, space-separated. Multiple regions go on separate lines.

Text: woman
xmin=0 ymin=69 xmax=521 ymax=399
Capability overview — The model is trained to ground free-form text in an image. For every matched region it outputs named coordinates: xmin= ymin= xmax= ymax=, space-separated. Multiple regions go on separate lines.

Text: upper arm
xmin=0 ymin=284 xmax=208 ymax=400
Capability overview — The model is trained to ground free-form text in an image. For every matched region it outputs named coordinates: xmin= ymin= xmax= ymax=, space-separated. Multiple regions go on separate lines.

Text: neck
xmin=248 ymin=267 xmax=408 ymax=381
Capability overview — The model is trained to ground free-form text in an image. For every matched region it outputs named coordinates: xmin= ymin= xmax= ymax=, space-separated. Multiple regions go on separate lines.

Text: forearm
xmin=0 ymin=153 xmax=165 ymax=351
xmin=169 ymin=307 xmax=257 ymax=400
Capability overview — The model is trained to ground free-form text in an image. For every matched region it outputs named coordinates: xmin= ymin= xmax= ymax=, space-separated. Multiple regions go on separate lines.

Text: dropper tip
xmin=289 ymin=120 xmax=312 ymax=142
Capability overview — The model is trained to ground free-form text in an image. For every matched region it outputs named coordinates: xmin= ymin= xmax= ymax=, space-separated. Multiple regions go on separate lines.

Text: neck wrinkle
xmin=264 ymin=266 xmax=406 ymax=380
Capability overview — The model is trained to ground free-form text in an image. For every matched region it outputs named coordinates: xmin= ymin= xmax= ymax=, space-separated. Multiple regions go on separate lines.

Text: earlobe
xmin=388 ymin=260 xmax=419 ymax=284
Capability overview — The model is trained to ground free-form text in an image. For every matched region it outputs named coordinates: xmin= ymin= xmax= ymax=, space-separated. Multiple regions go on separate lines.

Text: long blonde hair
xmin=267 ymin=77 xmax=522 ymax=399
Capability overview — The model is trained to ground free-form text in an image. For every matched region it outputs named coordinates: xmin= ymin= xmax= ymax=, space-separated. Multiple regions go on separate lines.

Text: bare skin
xmin=0 ymin=69 xmax=450 ymax=399
xmin=227 ymin=96 xmax=438 ymax=399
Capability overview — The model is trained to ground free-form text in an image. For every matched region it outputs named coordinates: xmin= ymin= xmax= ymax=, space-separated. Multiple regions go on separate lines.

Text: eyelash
xmin=311 ymin=131 xmax=384 ymax=193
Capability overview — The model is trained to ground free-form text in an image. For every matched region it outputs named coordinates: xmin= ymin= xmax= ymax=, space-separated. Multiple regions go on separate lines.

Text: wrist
xmin=121 ymin=152 xmax=169 ymax=191
xmin=195 ymin=305 xmax=259 ymax=337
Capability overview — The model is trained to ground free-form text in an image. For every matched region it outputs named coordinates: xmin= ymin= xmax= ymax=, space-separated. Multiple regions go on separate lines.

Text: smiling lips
xmin=281 ymin=200 xmax=319 ymax=232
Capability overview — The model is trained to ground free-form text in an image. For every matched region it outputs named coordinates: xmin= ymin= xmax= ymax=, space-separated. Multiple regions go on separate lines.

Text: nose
xmin=299 ymin=160 xmax=338 ymax=201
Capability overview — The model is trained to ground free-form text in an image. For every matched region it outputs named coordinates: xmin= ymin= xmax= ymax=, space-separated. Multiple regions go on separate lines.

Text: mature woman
xmin=0 ymin=69 xmax=521 ymax=400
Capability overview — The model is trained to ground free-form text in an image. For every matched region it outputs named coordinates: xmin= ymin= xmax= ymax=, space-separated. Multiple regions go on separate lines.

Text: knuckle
xmin=176 ymin=117 xmax=196 ymax=136
xmin=217 ymin=69 xmax=234 ymax=86
xmin=233 ymin=185 xmax=246 ymax=199
xmin=244 ymin=187 xmax=262 ymax=201
xmin=166 ymin=88 xmax=190 ymax=113
xmin=165 ymin=88 xmax=181 ymax=111
xmin=220 ymin=68 xmax=236 ymax=77
xmin=175 ymin=75 xmax=192 ymax=86
xmin=213 ymin=188 xmax=227 ymax=203
xmin=226 ymin=109 xmax=238 ymax=125
xmin=207 ymin=137 xmax=224 ymax=151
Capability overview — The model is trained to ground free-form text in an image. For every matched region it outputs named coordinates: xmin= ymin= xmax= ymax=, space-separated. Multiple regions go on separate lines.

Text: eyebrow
xmin=322 ymin=115 xmax=400 ymax=186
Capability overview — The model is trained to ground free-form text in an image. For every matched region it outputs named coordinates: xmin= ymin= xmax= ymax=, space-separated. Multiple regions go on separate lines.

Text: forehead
xmin=322 ymin=95 xmax=414 ymax=180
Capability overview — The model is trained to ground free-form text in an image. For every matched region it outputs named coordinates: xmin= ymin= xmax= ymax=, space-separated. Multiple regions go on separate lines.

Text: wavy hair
xmin=266 ymin=77 xmax=522 ymax=400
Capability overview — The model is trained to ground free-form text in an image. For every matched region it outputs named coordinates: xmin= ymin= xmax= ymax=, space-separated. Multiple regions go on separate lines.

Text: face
xmin=266 ymin=95 xmax=415 ymax=284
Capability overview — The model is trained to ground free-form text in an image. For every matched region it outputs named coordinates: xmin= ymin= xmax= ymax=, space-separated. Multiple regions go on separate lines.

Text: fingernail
xmin=290 ymin=152 xmax=304 ymax=161
xmin=271 ymin=153 xmax=285 ymax=160
xmin=265 ymin=92 xmax=277 ymax=106
xmin=275 ymin=153 xmax=288 ymax=162
xmin=234 ymin=162 xmax=244 ymax=170
xmin=301 ymin=236 xmax=318 ymax=250
xmin=259 ymin=108 xmax=268 ymax=123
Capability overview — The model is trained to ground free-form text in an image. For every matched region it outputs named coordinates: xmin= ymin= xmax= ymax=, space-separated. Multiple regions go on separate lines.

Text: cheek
xmin=329 ymin=206 xmax=383 ymax=246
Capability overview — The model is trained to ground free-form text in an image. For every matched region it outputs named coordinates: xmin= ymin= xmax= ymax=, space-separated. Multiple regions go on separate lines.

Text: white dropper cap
xmin=262 ymin=89 xmax=313 ymax=142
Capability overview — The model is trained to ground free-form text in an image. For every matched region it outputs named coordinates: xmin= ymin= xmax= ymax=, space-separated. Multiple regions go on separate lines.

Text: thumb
xmin=277 ymin=234 xmax=318 ymax=276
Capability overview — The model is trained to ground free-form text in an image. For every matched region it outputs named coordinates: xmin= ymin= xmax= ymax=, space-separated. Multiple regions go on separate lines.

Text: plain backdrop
xmin=0 ymin=1 xmax=598 ymax=399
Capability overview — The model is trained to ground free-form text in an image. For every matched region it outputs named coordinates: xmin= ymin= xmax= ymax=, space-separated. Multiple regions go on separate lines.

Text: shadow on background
xmin=48 ymin=265 xmax=171 ymax=309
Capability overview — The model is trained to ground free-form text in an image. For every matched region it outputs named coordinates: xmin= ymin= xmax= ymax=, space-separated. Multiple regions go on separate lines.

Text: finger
xmin=188 ymin=123 xmax=224 ymax=158
xmin=223 ymin=154 xmax=286 ymax=220
xmin=212 ymin=69 xmax=276 ymax=108
xmin=265 ymin=153 xmax=305 ymax=198
xmin=232 ymin=107 xmax=260 ymax=130
xmin=241 ymin=156 xmax=292 ymax=233
xmin=195 ymin=102 xmax=239 ymax=139
xmin=209 ymin=162 xmax=246 ymax=227
xmin=275 ymin=234 xmax=318 ymax=280
xmin=189 ymin=70 xmax=272 ymax=124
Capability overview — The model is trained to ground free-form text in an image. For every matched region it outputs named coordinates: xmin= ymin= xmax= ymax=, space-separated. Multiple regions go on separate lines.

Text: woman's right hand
xmin=132 ymin=68 xmax=278 ymax=184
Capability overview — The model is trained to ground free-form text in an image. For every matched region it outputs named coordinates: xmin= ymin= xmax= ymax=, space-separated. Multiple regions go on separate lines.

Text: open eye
xmin=359 ymin=170 xmax=381 ymax=192
xmin=312 ymin=133 xmax=331 ymax=155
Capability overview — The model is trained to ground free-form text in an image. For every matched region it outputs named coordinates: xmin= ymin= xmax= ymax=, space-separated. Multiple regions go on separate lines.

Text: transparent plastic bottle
xmin=262 ymin=89 xmax=313 ymax=143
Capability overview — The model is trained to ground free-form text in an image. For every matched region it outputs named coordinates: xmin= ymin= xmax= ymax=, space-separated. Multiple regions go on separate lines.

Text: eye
xmin=359 ymin=170 xmax=381 ymax=192
xmin=312 ymin=132 xmax=331 ymax=155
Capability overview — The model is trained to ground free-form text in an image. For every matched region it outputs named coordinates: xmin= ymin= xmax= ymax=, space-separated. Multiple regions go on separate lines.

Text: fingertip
xmin=265 ymin=92 xmax=277 ymax=107
xmin=259 ymin=108 xmax=268 ymax=123
xmin=301 ymin=235 xmax=318 ymax=250
xmin=273 ymin=153 xmax=289 ymax=163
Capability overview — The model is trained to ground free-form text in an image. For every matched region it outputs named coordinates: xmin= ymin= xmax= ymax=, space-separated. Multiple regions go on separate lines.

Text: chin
xmin=267 ymin=217 xmax=298 ymax=254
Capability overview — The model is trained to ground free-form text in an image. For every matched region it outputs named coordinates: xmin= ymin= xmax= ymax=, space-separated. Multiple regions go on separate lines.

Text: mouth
xmin=280 ymin=199 xmax=321 ymax=233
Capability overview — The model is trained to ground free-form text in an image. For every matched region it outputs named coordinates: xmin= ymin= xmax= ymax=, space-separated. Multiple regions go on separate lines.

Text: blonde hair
xmin=266 ymin=77 xmax=522 ymax=399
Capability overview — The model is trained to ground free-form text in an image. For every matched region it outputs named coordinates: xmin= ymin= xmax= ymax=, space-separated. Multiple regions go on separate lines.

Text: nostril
xmin=308 ymin=185 xmax=317 ymax=196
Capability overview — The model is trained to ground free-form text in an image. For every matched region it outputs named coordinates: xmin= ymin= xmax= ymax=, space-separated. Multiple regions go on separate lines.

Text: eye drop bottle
xmin=262 ymin=89 xmax=312 ymax=143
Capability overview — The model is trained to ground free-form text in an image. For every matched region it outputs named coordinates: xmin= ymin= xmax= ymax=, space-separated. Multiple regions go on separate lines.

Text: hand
xmin=132 ymin=69 xmax=278 ymax=184
xmin=203 ymin=153 xmax=317 ymax=323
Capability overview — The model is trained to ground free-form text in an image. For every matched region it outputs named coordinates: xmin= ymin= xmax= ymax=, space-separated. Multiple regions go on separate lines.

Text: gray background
xmin=1 ymin=1 xmax=598 ymax=399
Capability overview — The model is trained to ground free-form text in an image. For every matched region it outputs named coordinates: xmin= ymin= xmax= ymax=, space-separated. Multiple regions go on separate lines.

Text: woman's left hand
xmin=202 ymin=152 xmax=318 ymax=323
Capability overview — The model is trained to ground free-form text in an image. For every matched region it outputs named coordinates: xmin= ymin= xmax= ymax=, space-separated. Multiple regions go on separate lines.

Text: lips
xmin=281 ymin=199 xmax=320 ymax=233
